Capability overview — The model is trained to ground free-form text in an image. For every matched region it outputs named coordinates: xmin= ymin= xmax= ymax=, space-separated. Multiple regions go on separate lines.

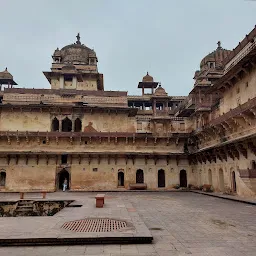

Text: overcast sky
xmin=1 ymin=0 xmax=256 ymax=96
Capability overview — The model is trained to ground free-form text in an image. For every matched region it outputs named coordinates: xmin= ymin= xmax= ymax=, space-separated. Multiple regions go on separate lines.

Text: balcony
xmin=195 ymin=102 xmax=212 ymax=112
xmin=209 ymin=96 xmax=256 ymax=126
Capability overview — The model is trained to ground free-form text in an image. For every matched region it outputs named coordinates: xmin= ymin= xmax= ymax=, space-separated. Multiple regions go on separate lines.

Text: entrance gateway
xmin=57 ymin=169 xmax=70 ymax=190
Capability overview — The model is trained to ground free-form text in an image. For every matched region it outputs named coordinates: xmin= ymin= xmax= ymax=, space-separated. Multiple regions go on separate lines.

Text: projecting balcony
xmin=209 ymin=96 xmax=256 ymax=126
xmin=195 ymin=102 xmax=212 ymax=112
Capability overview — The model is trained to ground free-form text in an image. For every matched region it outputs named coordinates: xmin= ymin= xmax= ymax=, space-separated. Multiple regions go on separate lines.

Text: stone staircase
xmin=239 ymin=169 xmax=256 ymax=194
xmin=15 ymin=200 xmax=35 ymax=216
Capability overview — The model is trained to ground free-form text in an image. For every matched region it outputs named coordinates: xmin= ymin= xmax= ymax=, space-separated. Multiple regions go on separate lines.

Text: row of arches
xmin=118 ymin=169 xmax=187 ymax=188
xmin=57 ymin=169 xmax=188 ymax=191
xmin=202 ymin=169 xmax=236 ymax=192
xmin=52 ymin=117 xmax=82 ymax=132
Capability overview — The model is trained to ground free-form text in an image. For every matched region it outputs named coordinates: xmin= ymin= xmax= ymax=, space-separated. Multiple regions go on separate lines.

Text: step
xmin=17 ymin=205 xmax=33 ymax=209
xmin=16 ymin=207 xmax=33 ymax=212
xmin=18 ymin=201 xmax=34 ymax=205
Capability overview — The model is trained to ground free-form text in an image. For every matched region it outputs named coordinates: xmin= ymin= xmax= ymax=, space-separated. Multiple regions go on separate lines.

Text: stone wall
xmin=0 ymin=154 xmax=191 ymax=192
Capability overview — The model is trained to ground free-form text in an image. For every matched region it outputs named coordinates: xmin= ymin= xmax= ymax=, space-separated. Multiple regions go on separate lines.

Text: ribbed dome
xmin=154 ymin=85 xmax=167 ymax=96
xmin=142 ymin=72 xmax=154 ymax=82
xmin=53 ymin=34 xmax=96 ymax=65
xmin=200 ymin=42 xmax=231 ymax=69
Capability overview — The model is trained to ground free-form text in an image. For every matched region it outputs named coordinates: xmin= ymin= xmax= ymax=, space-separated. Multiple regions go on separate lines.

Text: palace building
xmin=0 ymin=28 xmax=255 ymax=198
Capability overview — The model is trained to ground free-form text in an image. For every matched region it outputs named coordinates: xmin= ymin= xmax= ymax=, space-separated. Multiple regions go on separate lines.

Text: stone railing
xmin=224 ymin=41 xmax=256 ymax=74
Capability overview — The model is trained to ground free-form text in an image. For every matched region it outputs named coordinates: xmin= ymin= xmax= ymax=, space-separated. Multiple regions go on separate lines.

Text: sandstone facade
xmin=0 ymin=30 xmax=255 ymax=198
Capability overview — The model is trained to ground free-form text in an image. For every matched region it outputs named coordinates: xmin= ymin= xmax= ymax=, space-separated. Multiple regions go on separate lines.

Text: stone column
xmin=72 ymin=76 xmax=77 ymax=88
xmin=153 ymin=99 xmax=156 ymax=115
xmin=59 ymin=119 xmax=62 ymax=132
xmin=60 ymin=75 xmax=64 ymax=89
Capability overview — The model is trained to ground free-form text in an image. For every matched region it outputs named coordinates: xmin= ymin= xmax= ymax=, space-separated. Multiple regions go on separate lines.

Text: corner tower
xmin=43 ymin=33 xmax=104 ymax=91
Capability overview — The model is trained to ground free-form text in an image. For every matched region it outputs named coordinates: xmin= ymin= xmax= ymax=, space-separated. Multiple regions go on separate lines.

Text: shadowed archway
xmin=57 ymin=169 xmax=70 ymax=190
xmin=118 ymin=171 xmax=124 ymax=187
xmin=219 ymin=169 xmax=224 ymax=191
xmin=180 ymin=170 xmax=187 ymax=187
xmin=136 ymin=169 xmax=144 ymax=183
xmin=158 ymin=169 xmax=165 ymax=188
xmin=62 ymin=117 xmax=72 ymax=132
xmin=232 ymin=171 xmax=237 ymax=192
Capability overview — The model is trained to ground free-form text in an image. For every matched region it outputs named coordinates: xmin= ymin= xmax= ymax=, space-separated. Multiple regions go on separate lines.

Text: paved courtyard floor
xmin=0 ymin=191 xmax=255 ymax=256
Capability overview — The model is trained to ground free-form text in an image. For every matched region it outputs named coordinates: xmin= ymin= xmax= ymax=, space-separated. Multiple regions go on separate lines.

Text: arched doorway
xmin=118 ymin=172 xmax=124 ymax=187
xmin=57 ymin=169 xmax=70 ymax=190
xmin=180 ymin=170 xmax=187 ymax=187
xmin=74 ymin=118 xmax=82 ymax=132
xmin=158 ymin=169 xmax=165 ymax=187
xmin=232 ymin=171 xmax=237 ymax=192
xmin=0 ymin=171 xmax=6 ymax=187
xmin=136 ymin=169 xmax=144 ymax=183
xmin=219 ymin=169 xmax=224 ymax=191
xmin=52 ymin=117 xmax=59 ymax=131
xmin=208 ymin=169 xmax=212 ymax=185
xmin=62 ymin=117 xmax=72 ymax=132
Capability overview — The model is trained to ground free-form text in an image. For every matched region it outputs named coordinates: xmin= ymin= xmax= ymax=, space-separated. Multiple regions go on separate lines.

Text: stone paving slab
xmin=0 ymin=193 xmax=152 ymax=245
xmin=0 ymin=192 xmax=255 ymax=255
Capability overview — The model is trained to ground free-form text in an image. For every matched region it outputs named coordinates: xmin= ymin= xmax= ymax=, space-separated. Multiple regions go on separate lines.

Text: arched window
xmin=74 ymin=118 xmax=82 ymax=132
xmin=0 ymin=171 xmax=6 ymax=187
xmin=158 ymin=169 xmax=165 ymax=188
xmin=62 ymin=117 xmax=72 ymax=132
xmin=136 ymin=169 xmax=144 ymax=184
xmin=52 ymin=117 xmax=59 ymax=131
xmin=118 ymin=171 xmax=124 ymax=187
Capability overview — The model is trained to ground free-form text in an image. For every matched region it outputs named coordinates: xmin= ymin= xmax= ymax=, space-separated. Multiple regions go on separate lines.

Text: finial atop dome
xmin=217 ymin=41 xmax=222 ymax=49
xmin=154 ymin=84 xmax=167 ymax=96
xmin=142 ymin=72 xmax=154 ymax=82
xmin=76 ymin=33 xmax=81 ymax=45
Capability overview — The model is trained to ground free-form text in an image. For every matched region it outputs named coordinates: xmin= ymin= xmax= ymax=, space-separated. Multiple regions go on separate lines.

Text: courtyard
xmin=0 ymin=191 xmax=255 ymax=256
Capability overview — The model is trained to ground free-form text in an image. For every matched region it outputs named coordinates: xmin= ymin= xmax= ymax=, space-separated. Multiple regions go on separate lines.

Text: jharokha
xmin=0 ymin=28 xmax=256 ymax=198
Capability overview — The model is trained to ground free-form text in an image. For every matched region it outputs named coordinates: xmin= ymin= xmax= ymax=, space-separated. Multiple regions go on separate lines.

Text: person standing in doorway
xmin=63 ymin=178 xmax=68 ymax=192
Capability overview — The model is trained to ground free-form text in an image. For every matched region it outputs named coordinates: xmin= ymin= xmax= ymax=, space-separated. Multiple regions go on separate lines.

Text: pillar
xmin=142 ymin=86 xmax=144 ymax=96
xmin=59 ymin=119 xmax=62 ymax=132
xmin=72 ymin=76 xmax=77 ymax=88
xmin=60 ymin=75 xmax=64 ymax=89
xmin=153 ymin=99 xmax=156 ymax=114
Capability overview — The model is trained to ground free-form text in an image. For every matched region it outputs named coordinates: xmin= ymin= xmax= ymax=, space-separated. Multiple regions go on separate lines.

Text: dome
xmin=54 ymin=33 xmax=96 ymax=65
xmin=53 ymin=47 xmax=61 ymax=57
xmin=154 ymin=85 xmax=168 ymax=96
xmin=0 ymin=68 xmax=13 ymax=80
xmin=89 ymin=49 xmax=97 ymax=58
xmin=200 ymin=41 xmax=231 ymax=69
xmin=142 ymin=72 xmax=154 ymax=82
